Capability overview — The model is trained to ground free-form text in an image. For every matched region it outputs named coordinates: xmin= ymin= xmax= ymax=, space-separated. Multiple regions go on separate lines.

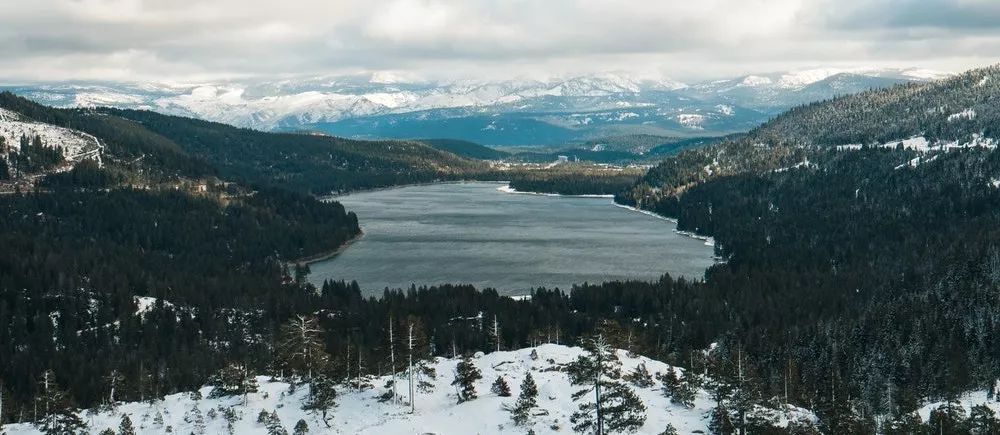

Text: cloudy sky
xmin=0 ymin=0 xmax=998 ymax=83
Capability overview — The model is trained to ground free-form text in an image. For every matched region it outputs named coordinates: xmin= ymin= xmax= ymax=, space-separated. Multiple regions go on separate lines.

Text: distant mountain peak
xmin=2 ymin=66 xmax=944 ymax=143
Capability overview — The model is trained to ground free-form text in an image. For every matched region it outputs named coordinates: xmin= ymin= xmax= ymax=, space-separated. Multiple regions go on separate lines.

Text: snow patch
xmin=676 ymin=113 xmax=705 ymax=129
xmin=2 ymin=344 xmax=793 ymax=435
xmin=947 ymin=108 xmax=976 ymax=122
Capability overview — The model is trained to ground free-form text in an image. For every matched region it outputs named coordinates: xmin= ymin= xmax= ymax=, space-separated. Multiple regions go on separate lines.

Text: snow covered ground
xmin=2 ymin=344 xmax=803 ymax=435
xmin=0 ymin=107 xmax=102 ymax=163
xmin=917 ymin=390 xmax=1000 ymax=422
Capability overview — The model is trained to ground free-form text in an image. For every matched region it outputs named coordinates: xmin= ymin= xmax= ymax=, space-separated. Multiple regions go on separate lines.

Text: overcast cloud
xmin=0 ymin=0 xmax=998 ymax=83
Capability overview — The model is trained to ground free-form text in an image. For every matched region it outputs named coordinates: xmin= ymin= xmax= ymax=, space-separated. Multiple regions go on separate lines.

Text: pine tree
xmin=928 ymin=400 xmax=968 ymax=434
xmin=98 ymin=429 xmax=116 ymax=435
xmin=191 ymin=405 xmax=206 ymax=435
xmin=670 ymin=376 xmax=697 ymax=408
xmin=208 ymin=363 xmax=258 ymax=406
xmin=34 ymin=370 xmax=84 ymax=435
xmin=568 ymin=334 xmax=647 ymax=434
xmin=968 ymin=404 xmax=1000 ymax=434
xmin=785 ymin=417 xmax=821 ymax=435
xmin=452 ymin=354 xmax=482 ymax=403
xmin=624 ymin=363 xmax=653 ymax=388
xmin=658 ymin=367 xmax=680 ymax=397
xmin=492 ymin=376 xmax=512 ymax=397
xmin=883 ymin=412 xmax=922 ymax=435
xmin=276 ymin=315 xmax=328 ymax=381
xmin=293 ymin=419 xmax=309 ymax=435
xmin=708 ymin=403 xmax=735 ymax=435
xmin=658 ymin=424 xmax=679 ymax=435
xmin=265 ymin=410 xmax=288 ymax=435
xmin=302 ymin=373 xmax=337 ymax=427
xmin=511 ymin=372 xmax=539 ymax=426
xmin=119 ymin=413 xmax=136 ymax=435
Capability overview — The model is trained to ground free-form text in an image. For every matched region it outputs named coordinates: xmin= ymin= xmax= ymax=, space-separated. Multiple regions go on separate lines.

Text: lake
xmin=308 ymin=182 xmax=715 ymax=296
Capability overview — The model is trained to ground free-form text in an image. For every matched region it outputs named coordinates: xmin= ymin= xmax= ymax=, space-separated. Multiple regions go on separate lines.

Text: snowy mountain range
xmin=2 ymin=67 xmax=950 ymax=146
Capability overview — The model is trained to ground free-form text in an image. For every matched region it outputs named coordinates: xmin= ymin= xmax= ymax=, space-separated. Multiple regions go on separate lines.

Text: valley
xmin=2 ymin=63 xmax=1000 ymax=434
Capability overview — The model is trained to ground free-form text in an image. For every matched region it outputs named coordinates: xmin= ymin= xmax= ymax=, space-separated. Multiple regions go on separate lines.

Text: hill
xmin=2 ymin=345 xmax=759 ymax=435
xmin=0 ymin=92 xmax=494 ymax=195
xmin=622 ymin=64 xmax=1000 ymax=201
xmin=417 ymin=138 xmax=510 ymax=160
xmin=601 ymin=64 xmax=1000 ymax=426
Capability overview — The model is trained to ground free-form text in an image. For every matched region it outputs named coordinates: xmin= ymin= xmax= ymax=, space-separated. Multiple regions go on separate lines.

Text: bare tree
xmin=388 ymin=316 xmax=399 ymax=405
xmin=276 ymin=315 xmax=329 ymax=381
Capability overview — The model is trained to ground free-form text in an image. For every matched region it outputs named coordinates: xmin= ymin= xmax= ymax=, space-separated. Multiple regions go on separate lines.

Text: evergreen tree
xmin=568 ymin=334 xmax=646 ymax=434
xmin=302 ymin=373 xmax=337 ymax=428
xmin=276 ymin=315 xmax=328 ymax=380
xmin=208 ymin=363 xmax=259 ymax=403
xmin=265 ymin=410 xmax=288 ymax=435
xmin=293 ymin=419 xmax=309 ymax=435
xmin=452 ymin=354 xmax=482 ymax=403
xmin=34 ymin=370 xmax=84 ymax=435
xmin=966 ymin=404 xmax=1000 ymax=435
xmin=659 ymin=367 xmax=695 ymax=408
xmin=191 ymin=405 xmax=206 ymax=435
xmin=708 ymin=403 xmax=735 ymax=435
xmin=928 ymin=400 xmax=968 ymax=435
xmin=98 ymin=429 xmax=116 ymax=435
xmin=785 ymin=417 xmax=821 ymax=435
xmin=492 ymin=376 xmax=511 ymax=397
xmin=624 ymin=363 xmax=654 ymax=388
xmin=884 ymin=412 xmax=922 ymax=435
xmin=658 ymin=424 xmax=679 ymax=435
xmin=119 ymin=414 xmax=136 ymax=435
xmin=968 ymin=404 xmax=1000 ymax=434
xmin=511 ymin=372 xmax=539 ymax=426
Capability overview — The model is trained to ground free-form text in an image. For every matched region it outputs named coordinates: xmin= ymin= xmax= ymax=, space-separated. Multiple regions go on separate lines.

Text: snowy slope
xmin=0 ymin=344 xmax=813 ymax=435
xmin=0 ymin=108 xmax=102 ymax=163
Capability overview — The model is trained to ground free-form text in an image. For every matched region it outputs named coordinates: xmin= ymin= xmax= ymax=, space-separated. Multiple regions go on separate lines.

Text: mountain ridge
xmin=2 ymin=67 xmax=947 ymax=145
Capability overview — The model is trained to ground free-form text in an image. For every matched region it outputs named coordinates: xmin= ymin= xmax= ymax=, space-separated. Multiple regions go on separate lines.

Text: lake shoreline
xmin=289 ymin=230 xmax=366 ymax=268
xmin=318 ymin=180 xmax=508 ymax=201
xmin=495 ymin=185 xmax=616 ymax=198
xmin=306 ymin=182 xmax=716 ymax=295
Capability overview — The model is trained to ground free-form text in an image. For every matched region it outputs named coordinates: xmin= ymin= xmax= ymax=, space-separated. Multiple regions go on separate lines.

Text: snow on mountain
xmin=0 ymin=67 xmax=944 ymax=143
xmin=676 ymin=114 xmax=706 ymax=129
xmin=0 ymin=108 xmax=102 ymax=162
xmin=1 ymin=344 xmax=814 ymax=435
xmin=737 ymin=75 xmax=773 ymax=87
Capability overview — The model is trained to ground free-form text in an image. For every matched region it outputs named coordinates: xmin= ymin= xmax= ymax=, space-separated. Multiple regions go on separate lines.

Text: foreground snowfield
xmin=4 ymin=344 xmax=738 ymax=434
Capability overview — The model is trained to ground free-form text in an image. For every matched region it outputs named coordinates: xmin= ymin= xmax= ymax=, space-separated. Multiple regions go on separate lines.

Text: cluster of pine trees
xmin=0 ymin=134 xmax=65 ymax=178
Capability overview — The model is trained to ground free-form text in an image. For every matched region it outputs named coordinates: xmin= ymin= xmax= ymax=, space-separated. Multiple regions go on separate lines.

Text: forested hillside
xmin=104 ymin=109 xmax=493 ymax=194
xmin=601 ymin=64 xmax=1000 ymax=431
xmin=621 ymin=65 xmax=1000 ymax=205
xmin=416 ymin=138 xmax=510 ymax=160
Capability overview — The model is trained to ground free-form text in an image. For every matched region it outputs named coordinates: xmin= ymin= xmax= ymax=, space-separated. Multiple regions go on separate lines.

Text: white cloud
xmin=0 ymin=0 xmax=996 ymax=83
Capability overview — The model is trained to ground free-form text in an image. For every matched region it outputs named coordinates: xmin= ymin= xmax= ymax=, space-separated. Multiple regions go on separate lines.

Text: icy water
xmin=308 ymin=182 xmax=715 ymax=296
